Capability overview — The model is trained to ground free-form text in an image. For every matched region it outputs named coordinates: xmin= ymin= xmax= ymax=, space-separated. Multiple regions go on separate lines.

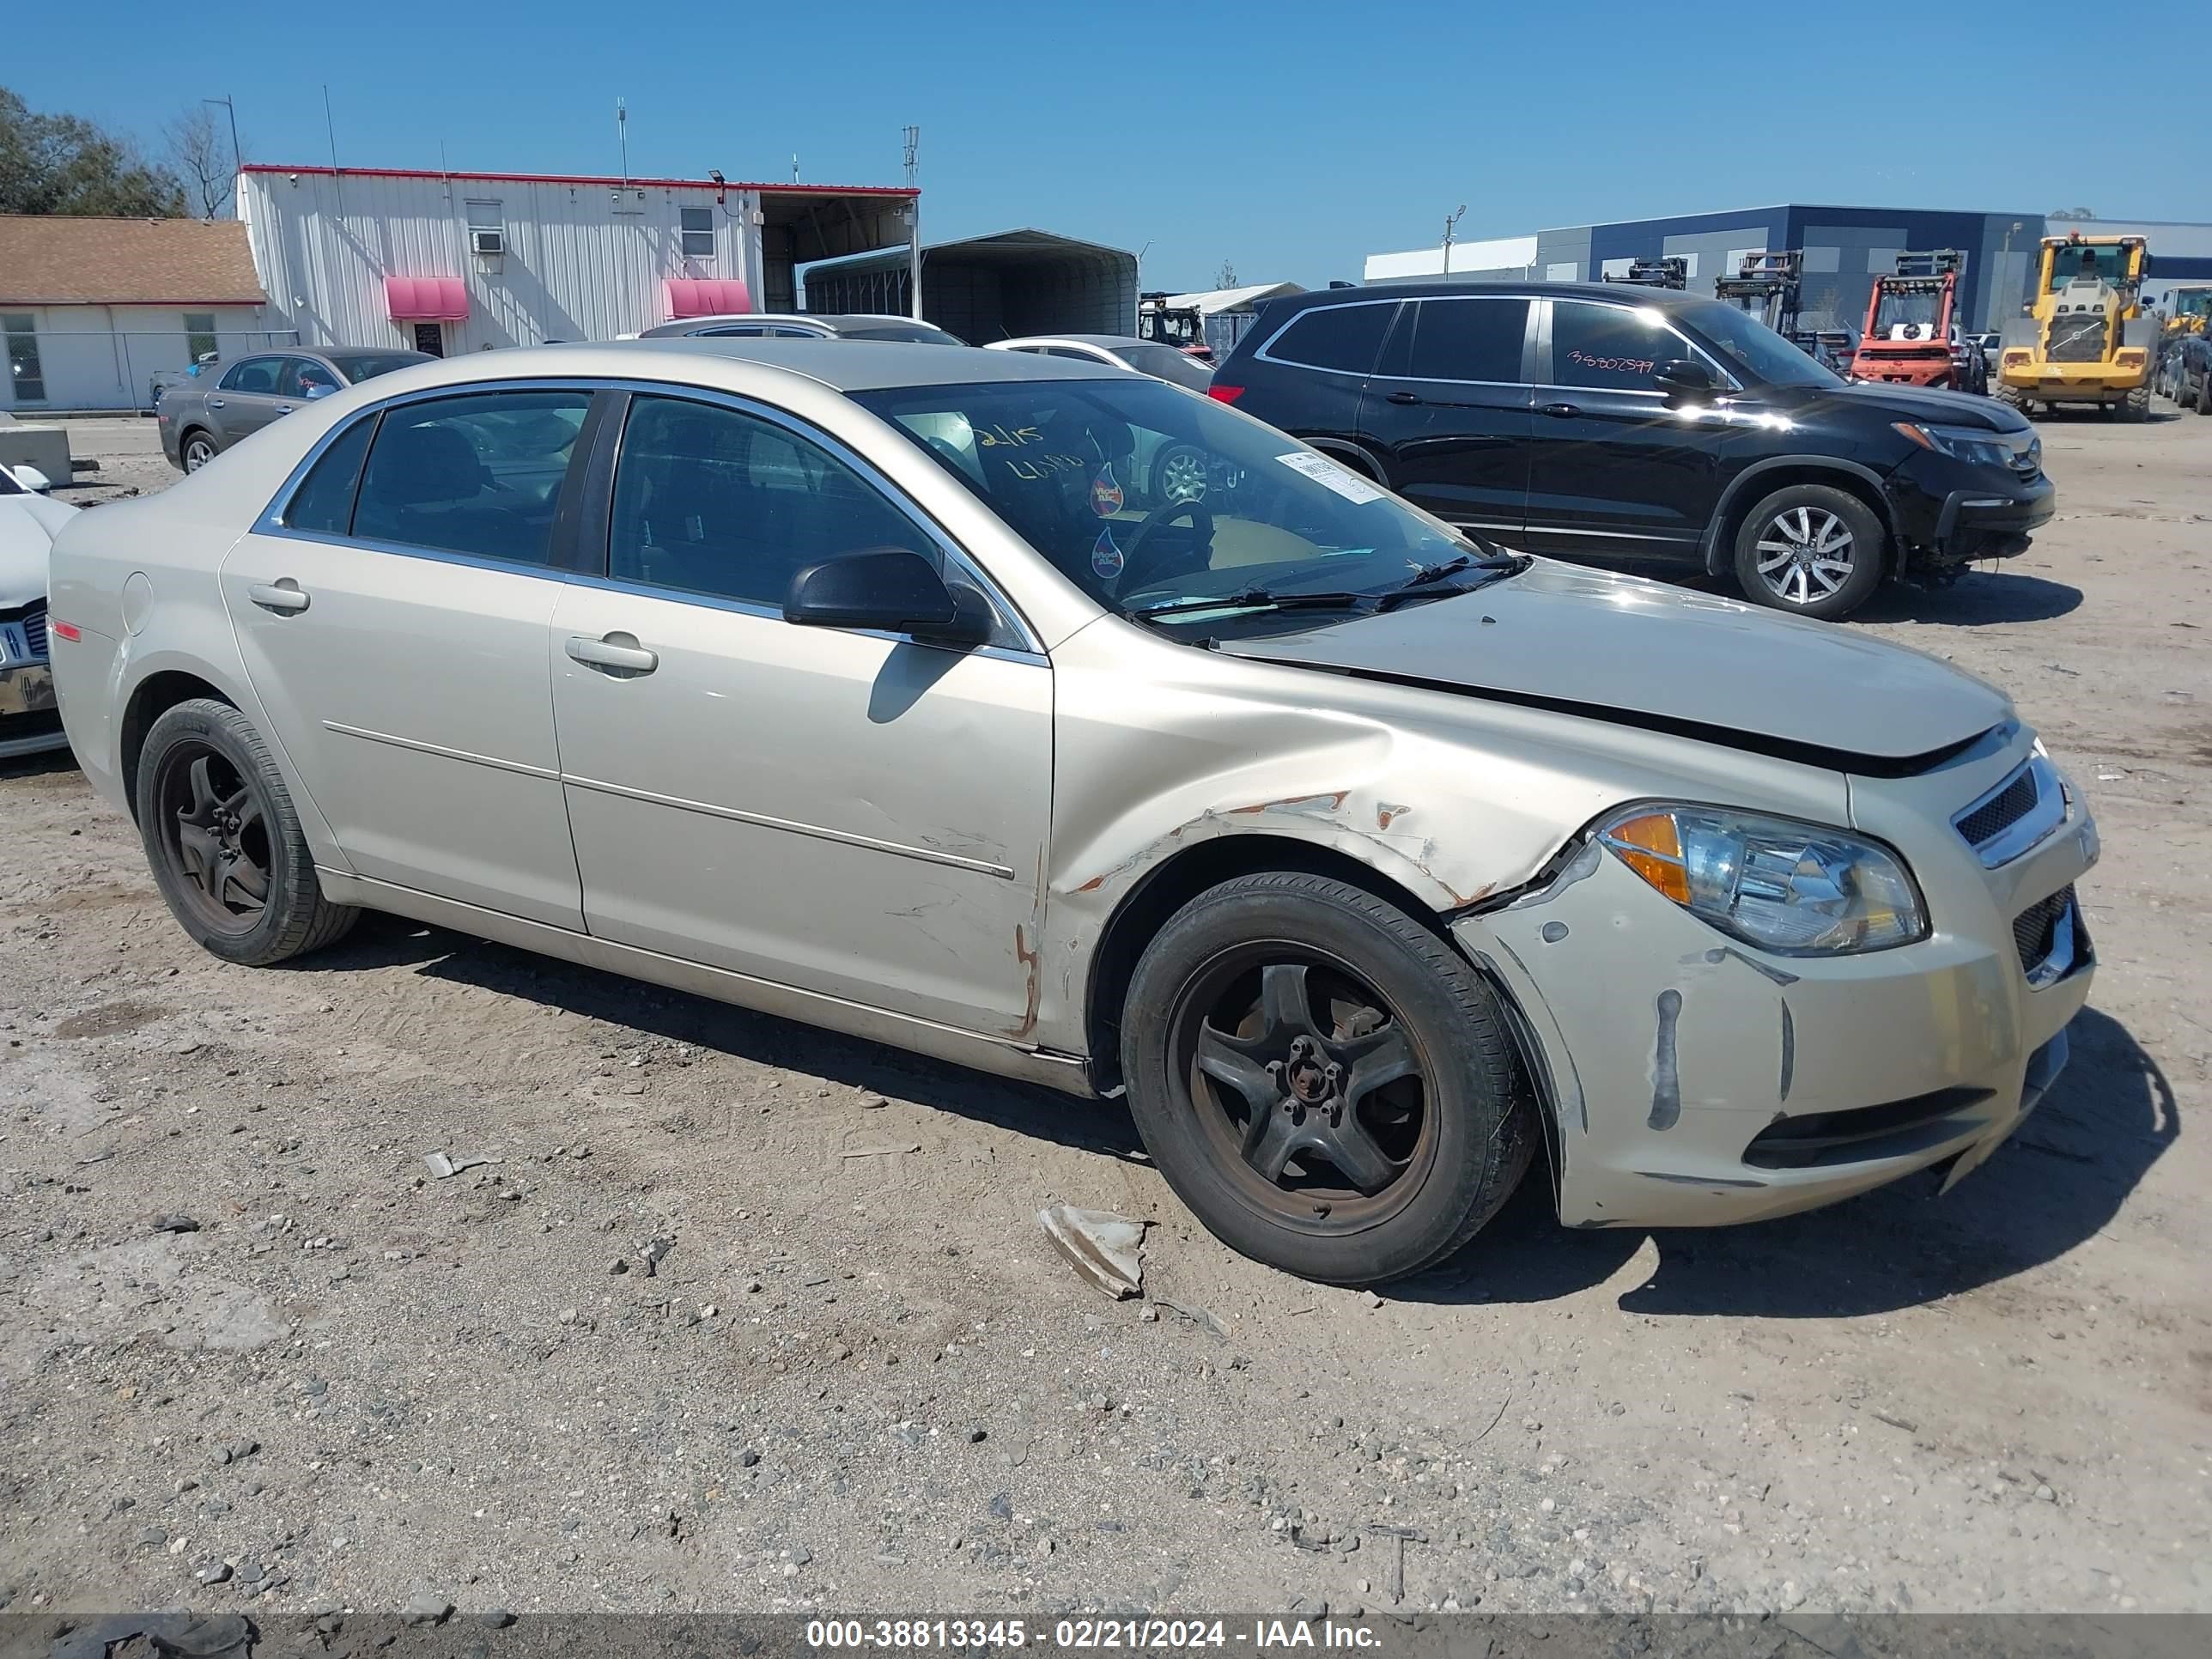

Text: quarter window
xmin=679 ymin=207 xmax=716 ymax=258
xmin=219 ymin=357 xmax=283 ymax=393
xmin=1551 ymin=302 xmax=1675 ymax=390
xmin=280 ymin=415 xmax=376 ymax=535
xmin=609 ymin=394 xmax=933 ymax=608
xmin=352 ymin=389 xmax=590 ymax=565
xmin=1265 ymin=302 xmax=1397 ymax=374
xmin=1403 ymin=299 xmax=1529 ymax=383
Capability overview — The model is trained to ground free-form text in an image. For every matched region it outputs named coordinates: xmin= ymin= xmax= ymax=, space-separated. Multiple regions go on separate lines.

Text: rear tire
xmin=1120 ymin=871 xmax=1534 ymax=1285
xmin=1995 ymin=381 xmax=2033 ymax=417
xmin=2197 ymin=372 xmax=2212 ymax=416
xmin=2120 ymin=385 xmax=2150 ymax=422
xmin=136 ymin=698 xmax=359 ymax=966
xmin=179 ymin=430 xmax=217 ymax=472
xmin=1731 ymin=484 xmax=1887 ymax=623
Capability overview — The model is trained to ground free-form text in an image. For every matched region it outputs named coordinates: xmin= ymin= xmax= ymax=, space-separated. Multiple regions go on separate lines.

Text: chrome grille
xmin=1958 ymin=768 xmax=2038 ymax=846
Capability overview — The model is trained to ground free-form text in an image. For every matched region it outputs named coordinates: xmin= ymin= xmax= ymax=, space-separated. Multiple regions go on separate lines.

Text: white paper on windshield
xmin=1275 ymin=450 xmax=1388 ymax=504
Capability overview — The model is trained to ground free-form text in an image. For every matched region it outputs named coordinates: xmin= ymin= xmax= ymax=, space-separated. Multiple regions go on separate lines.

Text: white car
xmin=0 ymin=461 xmax=76 ymax=759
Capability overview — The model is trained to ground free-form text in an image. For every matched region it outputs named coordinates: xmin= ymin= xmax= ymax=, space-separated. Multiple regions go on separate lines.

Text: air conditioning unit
xmin=470 ymin=228 xmax=505 ymax=257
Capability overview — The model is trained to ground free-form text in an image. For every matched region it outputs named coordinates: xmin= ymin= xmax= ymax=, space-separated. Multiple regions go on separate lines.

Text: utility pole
xmin=1442 ymin=204 xmax=1467 ymax=276
xmin=617 ymin=99 xmax=629 ymax=184
xmin=203 ymin=94 xmax=242 ymax=170
xmin=902 ymin=125 xmax=922 ymax=320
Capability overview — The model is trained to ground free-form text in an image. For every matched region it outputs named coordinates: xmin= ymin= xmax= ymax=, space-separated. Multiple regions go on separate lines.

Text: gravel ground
xmin=3 ymin=400 xmax=2208 ymax=1624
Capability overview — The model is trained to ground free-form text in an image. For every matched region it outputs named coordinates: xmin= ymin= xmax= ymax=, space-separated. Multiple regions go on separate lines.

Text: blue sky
xmin=15 ymin=1 xmax=2204 ymax=292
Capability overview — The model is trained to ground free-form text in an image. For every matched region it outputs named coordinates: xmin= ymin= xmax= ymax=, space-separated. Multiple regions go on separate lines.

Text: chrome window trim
xmin=1540 ymin=297 xmax=1741 ymax=394
xmin=250 ymin=375 xmax=1048 ymax=662
xmin=1252 ymin=297 xmax=1404 ymax=377
xmin=1954 ymin=754 xmax=2068 ymax=869
xmin=1370 ymin=294 xmax=1534 ymax=390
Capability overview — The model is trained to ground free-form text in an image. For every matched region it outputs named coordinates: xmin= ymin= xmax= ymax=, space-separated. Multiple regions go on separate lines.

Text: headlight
xmin=1893 ymin=421 xmax=2015 ymax=468
xmin=1597 ymin=803 xmax=1927 ymax=956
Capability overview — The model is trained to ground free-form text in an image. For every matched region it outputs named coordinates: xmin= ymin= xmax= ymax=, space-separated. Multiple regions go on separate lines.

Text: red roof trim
xmin=0 ymin=298 xmax=265 ymax=307
xmin=240 ymin=163 xmax=915 ymax=198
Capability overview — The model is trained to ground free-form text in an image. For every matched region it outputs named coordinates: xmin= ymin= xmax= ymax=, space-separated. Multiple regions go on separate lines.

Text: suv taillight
xmin=1207 ymin=384 xmax=1244 ymax=404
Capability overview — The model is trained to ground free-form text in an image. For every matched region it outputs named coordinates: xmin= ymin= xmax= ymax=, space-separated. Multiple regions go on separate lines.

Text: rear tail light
xmin=52 ymin=621 xmax=82 ymax=643
xmin=1206 ymin=384 xmax=1244 ymax=404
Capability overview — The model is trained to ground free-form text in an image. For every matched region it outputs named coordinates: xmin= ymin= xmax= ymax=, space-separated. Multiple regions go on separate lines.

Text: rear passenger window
xmin=609 ymin=394 xmax=931 ymax=607
xmin=220 ymin=358 xmax=282 ymax=393
xmin=1266 ymin=303 xmax=1397 ymax=374
xmin=1406 ymin=299 xmax=1529 ymax=382
xmin=351 ymin=389 xmax=589 ymax=565
xmin=280 ymin=415 xmax=375 ymax=535
xmin=1552 ymin=302 xmax=1674 ymax=390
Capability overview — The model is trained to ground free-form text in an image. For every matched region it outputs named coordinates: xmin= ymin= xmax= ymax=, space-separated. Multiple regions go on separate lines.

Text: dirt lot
xmin=3 ymin=404 xmax=2208 ymax=1624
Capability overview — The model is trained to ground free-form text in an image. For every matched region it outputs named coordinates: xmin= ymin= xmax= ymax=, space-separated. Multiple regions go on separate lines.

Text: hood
xmin=1218 ymin=559 xmax=2012 ymax=770
xmin=1777 ymin=378 xmax=2029 ymax=433
xmin=0 ymin=495 xmax=74 ymax=610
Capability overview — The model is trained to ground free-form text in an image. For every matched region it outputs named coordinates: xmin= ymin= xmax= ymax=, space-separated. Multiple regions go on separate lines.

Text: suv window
xmin=219 ymin=357 xmax=283 ymax=393
xmin=1403 ymin=298 xmax=1529 ymax=383
xmin=1265 ymin=302 xmax=1397 ymax=374
xmin=609 ymin=394 xmax=933 ymax=607
xmin=352 ymin=389 xmax=589 ymax=565
xmin=1551 ymin=301 xmax=1674 ymax=390
xmin=280 ymin=415 xmax=376 ymax=535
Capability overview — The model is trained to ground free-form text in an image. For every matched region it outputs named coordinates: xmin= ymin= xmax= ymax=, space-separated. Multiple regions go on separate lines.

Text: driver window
xmin=609 ymin=394 xmax=935 ymax=608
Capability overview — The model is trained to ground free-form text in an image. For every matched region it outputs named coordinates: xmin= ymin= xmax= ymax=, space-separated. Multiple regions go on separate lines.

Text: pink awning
xmin=384 ymin=276 xmax=469 ymax=322
xmin=665 ymin=277 xmax=751 ymax=319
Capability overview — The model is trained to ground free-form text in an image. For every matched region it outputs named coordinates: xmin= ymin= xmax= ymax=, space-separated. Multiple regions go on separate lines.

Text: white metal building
xmin=237 ymin=163 xmax=921 ymax=356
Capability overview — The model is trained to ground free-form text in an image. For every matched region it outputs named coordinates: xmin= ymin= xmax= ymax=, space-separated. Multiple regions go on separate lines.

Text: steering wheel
xmin=1115 ymin=498 xmax=1215 ymax=594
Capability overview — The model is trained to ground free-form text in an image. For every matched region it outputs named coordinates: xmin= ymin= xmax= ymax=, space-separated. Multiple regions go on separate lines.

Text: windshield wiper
xmin=1376 ymin=552 xmax=1526 ymax=610
xmin=1132 ymin=587 xmax=1370 ymax=621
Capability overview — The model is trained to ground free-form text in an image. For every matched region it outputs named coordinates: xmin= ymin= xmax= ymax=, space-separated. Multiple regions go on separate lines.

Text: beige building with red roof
xmin=0 ymin=216 xmax=278 ymax=411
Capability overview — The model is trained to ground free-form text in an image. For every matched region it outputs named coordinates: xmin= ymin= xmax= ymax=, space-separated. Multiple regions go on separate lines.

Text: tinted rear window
xmin=326 ymin=351 xmax=430 ymax=383
xmin=281 ymin=415 xmax=375 ymax=534
xmin=1265 ymin=302 xmax=1397 ymax=374
xmin=1403 ymin=298 xmax=1528 ymax=383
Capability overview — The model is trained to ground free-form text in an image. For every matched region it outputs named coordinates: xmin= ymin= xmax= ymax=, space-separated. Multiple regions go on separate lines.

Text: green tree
xmin=0 ymin=87 xmax=187 ymax=216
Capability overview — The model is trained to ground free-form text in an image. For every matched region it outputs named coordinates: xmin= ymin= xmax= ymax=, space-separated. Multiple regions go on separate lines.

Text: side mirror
xmin=784 ymin=548 xmax=989 ymax=645
xmin=1654 ymin=358 xmax=1722 ymax=401
xmin=12 ymin=465 xmax=52 ymax=493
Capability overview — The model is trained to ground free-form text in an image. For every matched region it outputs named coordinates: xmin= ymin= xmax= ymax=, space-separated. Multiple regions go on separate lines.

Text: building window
xmin=183 ymin=313 xmax=218 ymax=367
xmin=3 ymin=315 xmax=45 ymax=404
xmin=680 ymin=206 xmax=716 ymax=259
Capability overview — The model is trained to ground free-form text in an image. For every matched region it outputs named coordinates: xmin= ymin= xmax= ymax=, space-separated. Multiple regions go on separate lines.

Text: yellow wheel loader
xmin=1997 ymin=233 xmax=2156 ymax=421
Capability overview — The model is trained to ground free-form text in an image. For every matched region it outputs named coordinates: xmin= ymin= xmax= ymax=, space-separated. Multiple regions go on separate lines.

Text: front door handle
xmin=566 ymin=634 xmax=659 ymax=675
xmin=276 ymin=404 xmax=295 ymax=414
xmin=1384 ymin=390 xmax=1422 ymax=405
xmin=1540 ymin=402 xmax=1582 ymax=418
xmin=247 ymin=579 xmax=310 ymax=614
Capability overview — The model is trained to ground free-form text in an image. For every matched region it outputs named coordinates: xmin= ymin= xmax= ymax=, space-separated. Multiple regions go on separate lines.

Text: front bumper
xmin=1889 ymin=458 xmax=2054 ymax=562
xmin=1455 ymin=745 xmax=2099 ymax=1230
xmin=0 ymin=661 xmax=68 ymax=758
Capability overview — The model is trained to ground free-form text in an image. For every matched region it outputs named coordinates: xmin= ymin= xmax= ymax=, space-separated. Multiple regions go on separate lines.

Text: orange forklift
xmin=1849 ymin=249 xmax=1988 ymax=393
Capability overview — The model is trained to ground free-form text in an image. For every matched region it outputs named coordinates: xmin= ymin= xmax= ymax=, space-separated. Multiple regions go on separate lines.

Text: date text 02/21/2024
xmin=805 ymin=1620 xmax=1383 ymax=1651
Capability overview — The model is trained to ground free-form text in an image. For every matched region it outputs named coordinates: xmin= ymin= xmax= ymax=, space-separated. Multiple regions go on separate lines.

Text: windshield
xmin=851 ymin=377 xmax=1495 ymax=621
xmin=1115 ymin=343 xmax=1215 ymax=389
xmin=2048 ymin=244 xmax=2129 ymax=289
xmin=327 ymin=351 xmax=431 ymax=383
xmin=1681 ymin=301 xmax=1842 ymax=387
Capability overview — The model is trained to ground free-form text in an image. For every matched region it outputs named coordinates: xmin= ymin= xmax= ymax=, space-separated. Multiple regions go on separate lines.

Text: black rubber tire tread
xmin=1994 ymin=382 xmax=2031 ymax=416
xmin=136 ymin=697 xmax=360 ymax=966
xmin=1730 ymin=483 xmax=1887 ymax=623
xmin=1120 ymin=870 xmax=1535 ymax=1285
xmin=2198 ymin=372 xmax=2212 ymax=416
xmin=2120 ymin=385 xmax=2150 ymax=422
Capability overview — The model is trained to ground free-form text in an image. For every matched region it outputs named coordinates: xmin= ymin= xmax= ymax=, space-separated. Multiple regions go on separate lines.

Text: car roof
xmin=567 ymin=337 xmax=1127 ymax=391
xmin=1275 ymin=281 xmax=1715 ymax=312
xmin=994 ymin=334 xmax=1151 ymax=351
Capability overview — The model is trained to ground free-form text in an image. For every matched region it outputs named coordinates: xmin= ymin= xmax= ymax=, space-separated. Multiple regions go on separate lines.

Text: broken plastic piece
xmin=1038 ymin=1203 xmax=1146 ymax=1300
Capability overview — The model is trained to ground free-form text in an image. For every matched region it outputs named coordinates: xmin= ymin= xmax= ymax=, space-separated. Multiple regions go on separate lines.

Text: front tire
xmin=1995 ymin=382 xmax=2034 ymax=418
xmin=1731 ymin=484 xmax=1887 ymax=623
xmin=2120 ymin=385 xmax=2150 ymax=422
xmin=2197 ymin=372 xmax=2212 ymax=416
xmin=1120 ymin=872 xmax=1534 ymax=1285
xmin=136 ymin=698 xmax=359 ymax=965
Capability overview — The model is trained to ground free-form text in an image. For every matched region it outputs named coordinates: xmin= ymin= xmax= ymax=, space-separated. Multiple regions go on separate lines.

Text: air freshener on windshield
xmin=1091 ymin=465 xmax=1124 ymax=517
xmin=1091 ymin=526 xmax=1125 ymax=580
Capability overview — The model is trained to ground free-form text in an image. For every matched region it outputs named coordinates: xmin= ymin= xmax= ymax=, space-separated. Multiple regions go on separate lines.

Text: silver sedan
xmin=46 ymin=340 xmax=2098 ymax=1284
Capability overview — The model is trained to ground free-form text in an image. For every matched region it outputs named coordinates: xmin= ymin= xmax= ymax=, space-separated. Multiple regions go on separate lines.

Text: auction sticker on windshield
xmin=1275 ymin=450 xmax=1387 ymax=504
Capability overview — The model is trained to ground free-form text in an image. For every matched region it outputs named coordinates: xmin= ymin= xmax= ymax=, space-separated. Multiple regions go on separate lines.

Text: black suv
xmin=1211 ymin=283 xmax=2053 ymax=622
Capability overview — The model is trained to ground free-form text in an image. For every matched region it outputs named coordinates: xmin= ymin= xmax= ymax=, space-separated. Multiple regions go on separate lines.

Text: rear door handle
xmin=247 ymin=579 xmax=310 ymax=614
xmin=1384 ymin=390 xmax=1422 ymax=405
xmin=276 ymin=404 xmax=295 ymax=414
xmin=566 ymin=634 xmax=659 ymax=674
xmin=1540 ymin=402 xmax=1582 ymax=418
xmin=208 ymin=398 xmax=226 ymax=409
